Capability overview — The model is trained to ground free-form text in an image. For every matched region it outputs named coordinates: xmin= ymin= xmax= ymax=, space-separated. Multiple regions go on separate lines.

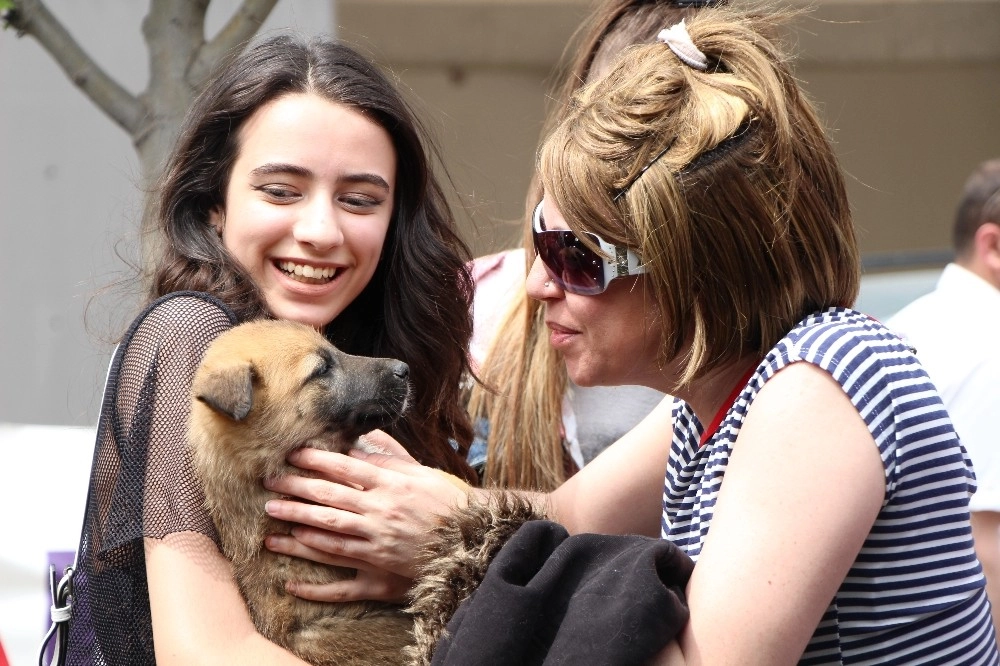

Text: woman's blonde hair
xmin=469 ymin=1 xmax=723 ymax=490
xmin=539 ymin=7 xmax=859 ymax=388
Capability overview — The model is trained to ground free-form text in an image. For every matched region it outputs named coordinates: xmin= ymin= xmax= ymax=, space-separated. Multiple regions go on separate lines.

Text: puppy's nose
xmin=391 ymin=361 xmax=409 ymax=381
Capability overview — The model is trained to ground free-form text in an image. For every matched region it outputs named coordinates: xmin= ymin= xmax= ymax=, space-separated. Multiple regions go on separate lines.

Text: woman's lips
xmin=546 ymin=320 xmax=579 ymax=348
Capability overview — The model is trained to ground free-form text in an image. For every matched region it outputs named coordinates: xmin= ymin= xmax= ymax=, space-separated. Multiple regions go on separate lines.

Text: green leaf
xmin=0 ymin=0 xmax=16 ymax=11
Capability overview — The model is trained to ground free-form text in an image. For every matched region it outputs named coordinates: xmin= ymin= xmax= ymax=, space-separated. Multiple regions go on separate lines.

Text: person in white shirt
xmin=888 ymin=157 xmax=1000 ymax=633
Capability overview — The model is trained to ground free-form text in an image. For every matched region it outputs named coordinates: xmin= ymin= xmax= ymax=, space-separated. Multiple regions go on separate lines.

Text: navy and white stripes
xmin=662 ymin=308 xmax=999 ymax=664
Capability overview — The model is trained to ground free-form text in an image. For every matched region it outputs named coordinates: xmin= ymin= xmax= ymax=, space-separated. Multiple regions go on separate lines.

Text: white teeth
xmin=278 ymin=261 xmax=337 ymax=281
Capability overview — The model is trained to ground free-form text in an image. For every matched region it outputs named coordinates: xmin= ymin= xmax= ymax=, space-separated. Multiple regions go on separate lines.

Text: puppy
xmin=188 ymin=319 xmax=416 ymax=666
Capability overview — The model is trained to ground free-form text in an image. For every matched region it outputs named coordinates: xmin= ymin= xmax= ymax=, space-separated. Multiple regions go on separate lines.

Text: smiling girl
xmin=63 ymin=34 xmax=476 ymax=666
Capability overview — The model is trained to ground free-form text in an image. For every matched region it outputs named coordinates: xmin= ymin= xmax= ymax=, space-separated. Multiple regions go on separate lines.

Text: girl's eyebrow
xmin=248 ymin=162 xmax=390 ymax=192
xmin=249 ymin=162 xmax=311 ymax=178
xmin=341 ymin=173 xmax=391 ymax=192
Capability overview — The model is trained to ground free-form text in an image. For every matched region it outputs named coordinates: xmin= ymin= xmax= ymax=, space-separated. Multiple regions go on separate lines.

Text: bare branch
xmin=189 ymin=0 xmax=278 ymax=89
xmin=143 ymin=0 xmax=207 ymax=94
xmin=5 ymin=0 xmax=144 ymax=133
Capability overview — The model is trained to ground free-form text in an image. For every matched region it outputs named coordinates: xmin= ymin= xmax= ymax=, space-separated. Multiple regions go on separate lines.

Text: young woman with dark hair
xmin=66 ymin=33 xmax=476 ymax=666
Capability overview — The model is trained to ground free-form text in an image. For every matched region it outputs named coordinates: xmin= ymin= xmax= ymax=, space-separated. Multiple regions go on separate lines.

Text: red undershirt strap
xmin=699 ymin=366 xmax=757 ymax=448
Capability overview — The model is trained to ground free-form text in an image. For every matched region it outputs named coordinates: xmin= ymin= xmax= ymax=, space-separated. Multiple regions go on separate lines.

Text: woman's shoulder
xmin=775 ymin=307 xmax=912 ymax=371
xmin=788 ymin=306 xmax=893 ymax=339
xmin=113 ymin=291 xmax=240 ymax=373
xmin=125 ymin=291 xmax=238 ymax=342
xmin=766 ymin=307 xmax=946 ymax=444
xmin=763 ymin=307 xmax=939 ymax=423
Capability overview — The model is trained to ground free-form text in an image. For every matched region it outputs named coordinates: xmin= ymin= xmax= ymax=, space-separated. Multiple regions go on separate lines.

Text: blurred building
xmin=338 ymin=0 xmax=1000 ymax=260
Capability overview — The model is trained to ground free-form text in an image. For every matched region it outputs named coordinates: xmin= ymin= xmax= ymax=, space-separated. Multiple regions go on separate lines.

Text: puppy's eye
xmin=311 ymin=354 xmax=337 ymax=380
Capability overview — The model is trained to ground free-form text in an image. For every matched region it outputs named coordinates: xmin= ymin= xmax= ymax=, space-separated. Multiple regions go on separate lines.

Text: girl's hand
xmin=264 ymin=431 xmax=471 ymax=585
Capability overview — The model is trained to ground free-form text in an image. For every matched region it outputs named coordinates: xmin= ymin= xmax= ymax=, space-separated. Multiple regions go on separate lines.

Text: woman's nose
xmin=293 ymin=199 xmax=344 ymax=250
xmin=525 ymin=253 xmax=562 ymax=301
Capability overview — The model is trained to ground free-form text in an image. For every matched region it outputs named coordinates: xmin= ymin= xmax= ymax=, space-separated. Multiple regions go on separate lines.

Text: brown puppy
xmin=188 ymin=319 xmax=415 ymax=665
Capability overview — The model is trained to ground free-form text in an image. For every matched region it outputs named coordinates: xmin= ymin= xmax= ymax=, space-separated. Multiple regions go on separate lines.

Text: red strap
xmin=699 ymin=366 xmax=756 ymax=448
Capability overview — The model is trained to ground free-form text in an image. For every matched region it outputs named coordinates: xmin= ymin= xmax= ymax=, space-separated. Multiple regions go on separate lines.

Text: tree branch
xmin=4 ymin=0 xmax=144 ymax=133
xmin=189 ymin=0 xmax=278 ymax=89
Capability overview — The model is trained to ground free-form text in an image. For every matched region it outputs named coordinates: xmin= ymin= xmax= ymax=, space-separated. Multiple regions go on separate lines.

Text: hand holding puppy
xmin=265 ymin=435 xmax=473 ymax=596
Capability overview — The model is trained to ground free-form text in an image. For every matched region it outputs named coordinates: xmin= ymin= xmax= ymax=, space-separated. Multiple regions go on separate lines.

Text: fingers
xmin=278 ymin=445 xmax=427 ymax=498
xmin=264 ymin=532 xmax=370 ymax=570
xmin=265 ymin=497 xmax=373 ymax=541
xmin=286 ymin=448 xmax=385 ymax=489
xmin=266 ymin=528 xmax=415 ymax=600
xmin=346 ymin=446 xmax=428 ymax=477
xmin=264 ymin=472 xmax=364 ymax=516
xmin=267 ymin=533 xmax=415 ymax=604
xmin=286 ymin=570 xmax=413 ymax=604
xmin=266 ymin=444 xmax=472 ymax=583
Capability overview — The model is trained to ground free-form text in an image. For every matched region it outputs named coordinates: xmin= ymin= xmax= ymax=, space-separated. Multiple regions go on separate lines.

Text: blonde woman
xmin=469 ymin=0 xmax=726 ymax=490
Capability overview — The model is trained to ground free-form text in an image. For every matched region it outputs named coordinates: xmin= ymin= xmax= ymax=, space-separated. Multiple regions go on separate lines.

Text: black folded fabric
xmin=431 ymin=521 xmax=694 ymax=666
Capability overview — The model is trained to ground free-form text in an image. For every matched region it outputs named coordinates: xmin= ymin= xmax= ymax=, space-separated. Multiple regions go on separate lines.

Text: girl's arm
xmin=112 ymin=296 xmax=309 ymax=665
xmin=548 ymin=394 xmax=674 ymax=537
xmin=146 ymin=532 xmax=311 ymax=666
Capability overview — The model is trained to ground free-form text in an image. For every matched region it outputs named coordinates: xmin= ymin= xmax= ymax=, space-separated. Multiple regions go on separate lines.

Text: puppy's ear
xmin=195 ymin=362 xmax=254 ymax=421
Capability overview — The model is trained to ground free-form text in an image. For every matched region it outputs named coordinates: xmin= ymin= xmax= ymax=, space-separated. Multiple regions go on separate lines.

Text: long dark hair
xmin=150 ymin=34 xmax=476 ymax=482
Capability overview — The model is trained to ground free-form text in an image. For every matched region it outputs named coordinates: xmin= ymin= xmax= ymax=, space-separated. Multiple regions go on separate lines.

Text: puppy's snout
xmin=390 ymin=361 xmax=409 ymax=381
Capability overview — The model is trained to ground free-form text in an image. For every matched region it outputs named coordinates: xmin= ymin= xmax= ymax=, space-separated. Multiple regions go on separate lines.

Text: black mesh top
xmin=66 ymin=291 xmax=238 ymax=665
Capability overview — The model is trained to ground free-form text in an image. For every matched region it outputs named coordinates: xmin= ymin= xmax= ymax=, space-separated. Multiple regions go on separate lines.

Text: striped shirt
xmin=662 ymin=308 xmax=1000 ymax=664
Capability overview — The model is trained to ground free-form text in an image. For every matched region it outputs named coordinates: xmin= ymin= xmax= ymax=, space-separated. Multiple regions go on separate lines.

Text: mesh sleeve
xmin=67 ymin=291 xmax=238 ymax=666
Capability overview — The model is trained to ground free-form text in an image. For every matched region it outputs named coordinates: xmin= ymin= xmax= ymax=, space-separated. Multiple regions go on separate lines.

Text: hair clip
xmin=657 ymin=19 xmax=709 ymax=71
xmin=679 ymin=117 xmax=756 ymax=177
xmin=612 ymin=137 xmax=677 ymax=202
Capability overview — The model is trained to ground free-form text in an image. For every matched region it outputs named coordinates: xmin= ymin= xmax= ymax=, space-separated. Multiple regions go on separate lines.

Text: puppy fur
xmin=188 ymin=319 xmax=415 ymax=666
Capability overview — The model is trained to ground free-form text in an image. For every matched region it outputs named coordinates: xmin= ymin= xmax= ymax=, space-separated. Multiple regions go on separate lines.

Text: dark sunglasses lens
xmin=535 ymin=230 xmax=605 ymax=295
